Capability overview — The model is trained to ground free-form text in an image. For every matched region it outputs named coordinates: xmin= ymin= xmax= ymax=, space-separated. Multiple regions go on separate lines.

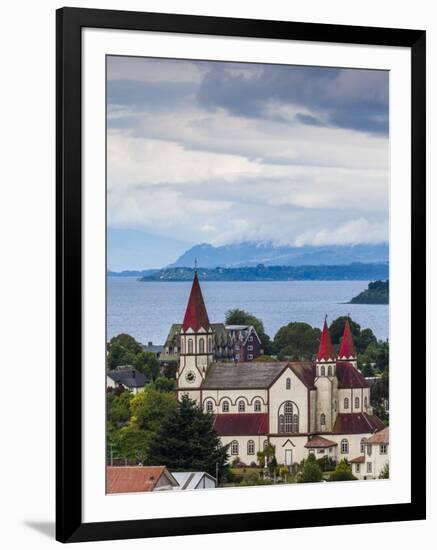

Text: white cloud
xmin=294 ymin=218 xmax=388 ymax=246
xmin=106 ymin=58 xmax=389 ymax=252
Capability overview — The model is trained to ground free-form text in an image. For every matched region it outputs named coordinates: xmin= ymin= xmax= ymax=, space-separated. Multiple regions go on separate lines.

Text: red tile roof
xmin=350 ymin=455 xmax=365 ymax=463
xmin=338 ymin=319 xmax=356 ymax=359
xmin=317 ymin=319 xmax=335 ymax=361
xmin=106 ymin=466 xmax=176 ymax=494
xmin=305 ymin=435 xmax=337 ymax=449
xmin=182 ymin=272 xmax=210 ymax=332
xmin=333 ymin=413 xmax=385 ymax=434
xmin=364 ymin=426 xmax=389 ymax=444
xmin=213 ymin=413 xmax=269 ymax=436
xmin=336 ymin=362 xmax=369 ymax=388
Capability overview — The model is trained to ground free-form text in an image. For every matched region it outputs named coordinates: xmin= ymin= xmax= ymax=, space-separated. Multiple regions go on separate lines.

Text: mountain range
xmin=168 ymin=242 xmax=389 ymax=269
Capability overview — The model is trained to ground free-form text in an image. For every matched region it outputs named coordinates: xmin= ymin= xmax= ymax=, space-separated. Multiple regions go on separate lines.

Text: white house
xmin=176 ymin=272 xmax=387 ymax=470
xmin=106 ymin=366 xmax=147 ymax=394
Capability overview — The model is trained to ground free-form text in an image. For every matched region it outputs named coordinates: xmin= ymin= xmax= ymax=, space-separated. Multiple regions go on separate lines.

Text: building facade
xmin=176 ymin=272 xmax=388 ymax=469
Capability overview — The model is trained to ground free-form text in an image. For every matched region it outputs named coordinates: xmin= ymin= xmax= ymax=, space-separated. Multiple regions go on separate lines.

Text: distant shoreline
xmin=106 ymin=263 xmax=390 ymax=283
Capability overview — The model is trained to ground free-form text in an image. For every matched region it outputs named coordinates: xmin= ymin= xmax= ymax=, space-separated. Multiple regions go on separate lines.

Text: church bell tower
xmin=177 ymin=270 xmax=214 ymax=390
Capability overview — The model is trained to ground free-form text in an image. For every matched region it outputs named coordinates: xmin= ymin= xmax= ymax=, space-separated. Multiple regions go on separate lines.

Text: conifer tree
xmin=147 ymin=395 xmax=229 ymax=481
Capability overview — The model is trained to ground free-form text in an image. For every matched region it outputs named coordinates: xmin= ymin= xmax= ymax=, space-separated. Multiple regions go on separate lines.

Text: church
xmin=175 ymin=271 xmax=388 ymax=477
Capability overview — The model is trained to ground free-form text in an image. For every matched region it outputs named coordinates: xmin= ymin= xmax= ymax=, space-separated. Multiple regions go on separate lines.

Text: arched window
xmin=231 ymin=440 xmax=239 ymax=455
xmin=320 ymin=413 xmax=326 ymax=426
xmin=341 ymin=439 xmax=349 ymax=454
xmin=238 ymin=400 xmax=246 ymax=413
xmin=328 ymin=365 xmax=333 ymax=376
xmin=334 ymin=400 xmax=337 ymax=412
xmin=254 ymin=399 xmax=261 ymax=412
xmin=188 ymin=339 xmax=193 ymax=354
xmin=344 ymin=397 xmax=349 ymax=410
xmin=263 ymin=439 xmax=269 ymax=450
xmin=364 ymin=396 xmax=368 ymax=409
xmin=360 ymin=438 xmax=366 ymax=454
xmin=199 ymin=338 xmax=205 ymax=354
xmin=278 ymin=401 xmax=299 ymax=433
xmin=286 ymin=378 xmax=291 ymax=389
xmin=247 ymin=440 xmax=255 ymax=455
xmin=181 ymin=339 xmax=185 ymax=354
xmin=321 ymin=366 xmax=325 ymax=376
xmin=222 ymin=400 xmax=230 ymax=412
xmin=355 ymin=397 xmax=360 ymax=409
xmin=206 ymin=401 xmax=213 ymax=413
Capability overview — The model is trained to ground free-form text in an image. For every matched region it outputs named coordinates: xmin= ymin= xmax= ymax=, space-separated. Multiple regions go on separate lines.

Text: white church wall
xmin=221 ymin=435 xmax=267 ymax=465
xmin=201 ymin=389 xmax=268 ymax=414
xmin=314 ymin=376 xmax=333 ymax=432
xmin=269 ymin=435 xmax=309 ymax=465
xmin=268 ymin=368 xmax=309 ymax=434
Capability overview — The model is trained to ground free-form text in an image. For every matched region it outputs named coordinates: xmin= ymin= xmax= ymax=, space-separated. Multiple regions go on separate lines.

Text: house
xmin=141 ymin=341 xmax=164 ymax=359
xmin=106 ymin=466 xmax=179 ymax=493
xmin=106 ymin=366 xmax=147 ymax=394
xmin=172 ymin=471 xmax=217 ymax=490
xmin=226 ymin=325 xmax=263 ymax=361
xmin=160 ymin=318 xmax=262 ymax=367
xmin=363 ymin=426 xmax=389 ymax=479
xmin=175 ymin=271 xmax=387 ymax=470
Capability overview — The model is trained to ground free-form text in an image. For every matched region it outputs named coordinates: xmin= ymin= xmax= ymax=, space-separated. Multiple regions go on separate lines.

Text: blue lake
xmin=107 ymin=278 xmax=389 ymax=345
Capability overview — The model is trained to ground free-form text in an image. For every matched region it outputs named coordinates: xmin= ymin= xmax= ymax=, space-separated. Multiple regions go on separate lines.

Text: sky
xmin=106 ymin=56 xmax=389 ymax=271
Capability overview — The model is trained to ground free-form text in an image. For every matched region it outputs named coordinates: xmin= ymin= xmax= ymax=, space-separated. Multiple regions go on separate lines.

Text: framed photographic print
xmin=56 ymin=7 xmax=426 ymax=543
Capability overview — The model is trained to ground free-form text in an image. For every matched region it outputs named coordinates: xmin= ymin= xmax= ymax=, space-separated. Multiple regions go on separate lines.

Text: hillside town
xmin=106 ymin=271 xmax=389 ymax=493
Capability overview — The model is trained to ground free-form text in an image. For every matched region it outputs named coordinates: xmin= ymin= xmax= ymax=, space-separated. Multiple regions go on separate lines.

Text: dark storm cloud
xmin=197 ymin=64 xmax=389 ymax=134
xmin=107 ymin=79 xmax=196 ymax=110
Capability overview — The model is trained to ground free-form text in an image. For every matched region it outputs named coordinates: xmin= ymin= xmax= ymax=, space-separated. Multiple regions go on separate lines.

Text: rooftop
xmin=202 ymin=362 xmax=286 ymax=389
xmin=213 ymin=413 xmax=269 ymax=436
xmin=333 ymin=413 xmax=385 ymax=434
xmin=305 ymin=435 xmax=337 ymax=448
xmin=107 ymin=367 xmax=147 ymax=388
xmin=365 ymin=426 xmax=389 ymax=445
xmin=106 ymin=466 xmax=178 ymax=494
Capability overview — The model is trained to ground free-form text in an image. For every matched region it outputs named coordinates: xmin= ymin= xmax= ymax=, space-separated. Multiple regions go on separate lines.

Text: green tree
xmin=134 ymin=351 xmax=160 ymax=381
xmin=107 ymin=333 xmax=143 ymax=369
xmin=298 ymin=453 xmax=323 ymax=483
xmin=329 ymin=459 xmax=356 ymax=481
xmin=239 ymin=472 xmax=272 ymax=486
xmin=130 ymin=386 xmax=177 ymax=431
xmin=273 ymin=322 xmax=321 ymax=359
xmin=153 ymin=376 xmax=176 ymax=392
xmin=225 ymin=308 xmax=272 ymax=353
xmin=107 ymin=390 xmax=134 ymax=426
xmin=379 ymin=462 xmax=389 ymax=479
xmin=147 ymin=395 xmax=229 ymax=480
xmin=357 ymin=328 xmax=378 ymax=354
xmin=329 ymin=317 xmax=361 ymax=346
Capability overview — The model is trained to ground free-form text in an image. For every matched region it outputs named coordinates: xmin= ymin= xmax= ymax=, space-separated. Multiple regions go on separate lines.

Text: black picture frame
xmin=56 ymin=7 xmax=426 ymax=543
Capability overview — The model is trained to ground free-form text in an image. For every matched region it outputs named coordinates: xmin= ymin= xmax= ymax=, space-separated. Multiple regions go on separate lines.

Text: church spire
xmin=338 ymin=319 xmax=357 ymax=360
xmin=182 ymin=271 xmax=210 ymax=332
xmin=317 ymin=317 xmax=335 ymax=361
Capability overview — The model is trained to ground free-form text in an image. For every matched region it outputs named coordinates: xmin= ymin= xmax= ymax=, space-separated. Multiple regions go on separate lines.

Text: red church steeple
xmin=182 ymin=271 xmax=210 ymax=332
xmin=338 ymin=319 xmax=356 ymax=359
xmin=317 ymin=318 xmax=335 ymax=361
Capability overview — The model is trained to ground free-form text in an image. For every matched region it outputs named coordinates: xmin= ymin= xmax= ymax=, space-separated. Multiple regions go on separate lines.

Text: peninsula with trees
xmin=349 ymin=280 xmax=389 ymax=304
